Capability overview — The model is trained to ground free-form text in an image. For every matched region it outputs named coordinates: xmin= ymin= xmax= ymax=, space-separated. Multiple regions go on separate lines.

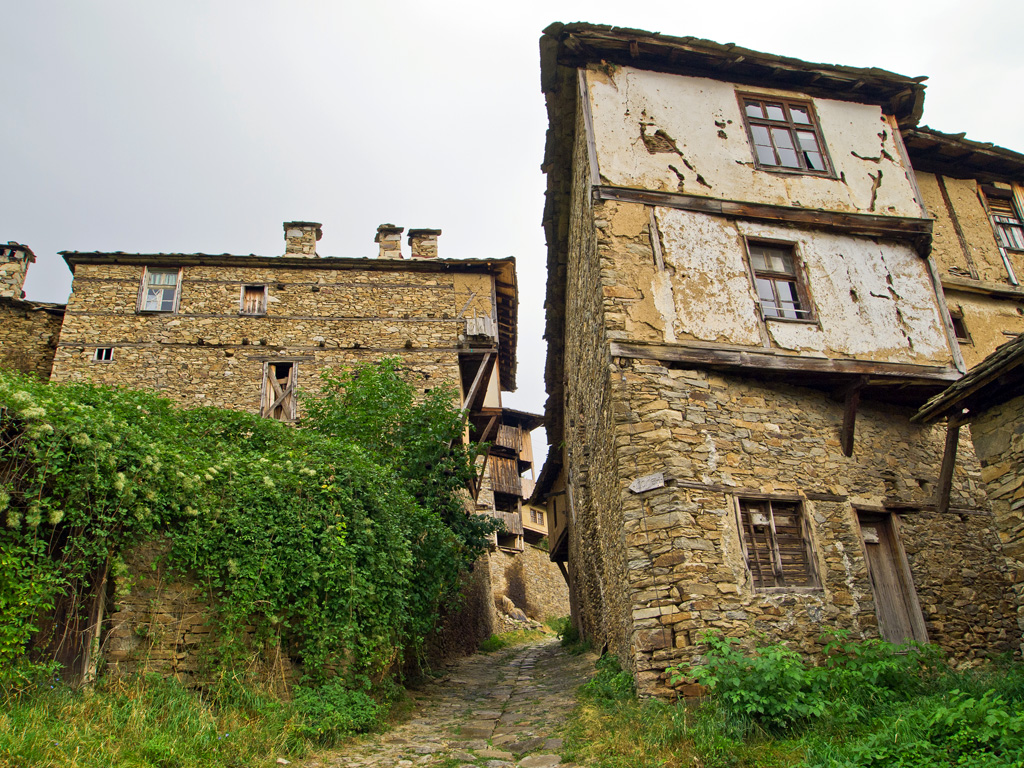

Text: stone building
xmin=916 ymin=333 xmax=1024 ymax=655
xmin=903 ymin=128 xmax=1024 ymax=367
xmin=2 ymin=221 xmax=568 ymax=678
xmin=475 ymin=407 xmax=570 ymax=625
xmin=538 ymin=23 xmax=1020 ymax=696
xmin=51 ymin=222 xmax=517 ymax=423
xmin=0 ymin=243 xmax=65 ymax=379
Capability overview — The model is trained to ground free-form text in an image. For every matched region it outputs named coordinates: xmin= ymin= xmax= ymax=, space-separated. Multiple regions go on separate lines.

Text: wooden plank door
xmin=857 ymin=512 xmax=928 ymax=644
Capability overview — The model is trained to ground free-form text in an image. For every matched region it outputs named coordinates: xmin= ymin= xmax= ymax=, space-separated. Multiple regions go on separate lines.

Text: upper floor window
xmin=741 ymin=95 xmax=830 ymax=175
xmin=747 ymin=241 xmax=814 ymax=321
xmin=241 ymin=285 xmax=268 ymax=315
xmin=985 ymin=190 xmax=1024 ymax=251
xmin=140 ymin=267 xmax=180 ymax=313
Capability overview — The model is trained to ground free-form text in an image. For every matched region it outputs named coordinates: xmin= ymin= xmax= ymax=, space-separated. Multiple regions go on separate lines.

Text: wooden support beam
xmin=841 ymin=377 xmax=867 ymax=457
xmin=461 ymin=351 xmax=494 ymax=414
xmin=936 ymin=416 xmax=963 ymax=514
xmin=556 ymin=559 xmax=570 ymax=585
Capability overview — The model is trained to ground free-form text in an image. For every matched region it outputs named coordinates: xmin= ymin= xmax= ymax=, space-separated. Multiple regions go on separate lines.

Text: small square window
xmin=94 ymin=347 xmax=113 ymax=362
xmin=241 ymin=285 xmax=267 ymax=315
xmin=747 ymin=241 xmax=813 ymax=321
xmin=140 ymin=268 xmax=180 ymax=313
xmin=948 ymin=308 xmax=972 ymax=344
xmin=740 ymin=95 xmax=831 ymax=175
xmin=737 ymin=499 xmax=819 ymax=590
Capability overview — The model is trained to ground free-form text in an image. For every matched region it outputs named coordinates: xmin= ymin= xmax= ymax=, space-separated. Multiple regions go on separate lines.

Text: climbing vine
xmin=0 ymin=359 xmax=492 ymax=687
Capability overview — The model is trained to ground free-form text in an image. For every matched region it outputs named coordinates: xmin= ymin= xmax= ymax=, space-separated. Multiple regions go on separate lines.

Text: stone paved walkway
xmin=305 ymin=637 xmax=595 ymax=768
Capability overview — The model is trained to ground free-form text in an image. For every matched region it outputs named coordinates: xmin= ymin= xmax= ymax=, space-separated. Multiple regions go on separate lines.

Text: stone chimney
xmin=408 ymin=229 xmax=441 ymax=259
xmin=283 ymin=221 xmax=322 ymax=257
xmin=375 ymin=224 xmax=404 ymax=259
xmin=0 ymin=243 xmax=36 ymax=299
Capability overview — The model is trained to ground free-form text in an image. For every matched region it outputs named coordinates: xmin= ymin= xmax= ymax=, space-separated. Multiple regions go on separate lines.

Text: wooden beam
xmin=461 ymin=351 xmax=494 ymax=413
xmin=609 ymin=341 xmax=961 ymax=382
xmin=594 ymin=186 xmax=933 ymax=254
xmin=936 ymin=417 xmax=963 ymax=514
xmin=841 ymin=377 xmax=867 ymax=457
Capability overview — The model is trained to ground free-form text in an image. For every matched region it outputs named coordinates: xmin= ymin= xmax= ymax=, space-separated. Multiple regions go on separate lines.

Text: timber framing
xmin=904 ymin=126 xmax=1024 ymax=183
xmin=595 ymin=186 xmax=933 ymax=255
xmin=609 ymin=341 xmax=961 ymax=385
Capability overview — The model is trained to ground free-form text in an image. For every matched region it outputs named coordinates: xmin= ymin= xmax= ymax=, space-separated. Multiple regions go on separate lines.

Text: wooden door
xmin=857 ymin=513 xmax=928 ymax=644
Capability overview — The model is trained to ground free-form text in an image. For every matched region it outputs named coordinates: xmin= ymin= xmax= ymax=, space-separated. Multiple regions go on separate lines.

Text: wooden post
xmin=841 ymin=377 xmax=867 ymax=457
xmin=936 ymin=416 xmax=963 ymax=514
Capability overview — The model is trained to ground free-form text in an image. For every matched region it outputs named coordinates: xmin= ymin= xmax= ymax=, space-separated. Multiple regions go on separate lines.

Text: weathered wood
xmin=594 ymin=185 xmax=933 ymax=252
xmin=936 ymin=418 xmax=962 ymax=514
xmin=941 ymin=275 xmax=1024 ymax=299
xmin=609 ymin=341 xmax=961 ymax=382
xmin=841 ymin=377 xmax=866 ymax=457
xmin=462 ymin=351 xmax=494 ymax=412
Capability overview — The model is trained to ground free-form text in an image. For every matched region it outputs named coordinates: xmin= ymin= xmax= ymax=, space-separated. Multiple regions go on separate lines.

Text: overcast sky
xmin=4 ymin=0 xmax=1023 ymax=436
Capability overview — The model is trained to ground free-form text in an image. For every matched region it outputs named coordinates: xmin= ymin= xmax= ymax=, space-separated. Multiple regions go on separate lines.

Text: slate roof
xmin=915 ymin=333 xmax=1024 ymax=423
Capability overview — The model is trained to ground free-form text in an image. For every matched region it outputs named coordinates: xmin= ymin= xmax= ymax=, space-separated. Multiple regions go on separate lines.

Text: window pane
xmin=765 ymin=104 xmax=786 ymax=121
xmin=796 ymin=131 xmax=819 ymax=151
xmin=745 ymin=101 xmax=765 ymax=118
xmin=755 ymin=143 xmax=777 ymax=165
xmin=145 ymin=288 xmax=164 ymax=311
xmin=149 ymin=270 xmax=177 ymax=286
xmin=790 ymin=106 xmax=811 ymax=124
xmin=756 ymin=277 xmax=776 ymax=302
xmin=750 ymin=250 xmax=768 ymax=271
xmin=804 ymin=151 xmax=826 ymax=171
xmin=751 ymin=125 xmax=772 ymax=146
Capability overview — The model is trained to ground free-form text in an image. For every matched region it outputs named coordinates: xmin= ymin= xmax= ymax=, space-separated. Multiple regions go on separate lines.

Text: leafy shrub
xmin=581 ymin=655 xmax=635 ymax=703
xmin=289 ymin=680 xmax=383 ymax=745
xmin=676 ymin=632 xmax=824 ymax=731
xmin=0 ymin=360 xmax=491 ymax=686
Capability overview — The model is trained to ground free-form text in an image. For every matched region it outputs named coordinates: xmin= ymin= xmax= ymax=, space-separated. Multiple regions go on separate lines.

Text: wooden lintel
xmin=594 ymin=186 xmax=933 ymax=253
xmin=841 ymin=376 xmax=868 ymax=457
xmin=609 ymin=341 xmax=961 ymax=383
xmin=936 ymin=418 xmax=962 ymax=514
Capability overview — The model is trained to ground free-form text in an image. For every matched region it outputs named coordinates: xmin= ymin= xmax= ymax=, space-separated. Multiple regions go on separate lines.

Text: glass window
xmin=741 ymin=95 xmax=831 ymax=175
xmin=748 ymin=242 xmax=813 ymax=320
xmin=142 ymin=268 xmax=179 ymax=312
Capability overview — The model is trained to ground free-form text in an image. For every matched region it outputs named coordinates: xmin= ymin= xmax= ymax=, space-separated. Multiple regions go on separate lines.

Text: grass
xmin=478 ymin=629 xmax=547 ymax=653
xmin=0 ymin=669 xmax=405 ymax=768
xmin=560 ymin=644 xmax=1024 ymax=768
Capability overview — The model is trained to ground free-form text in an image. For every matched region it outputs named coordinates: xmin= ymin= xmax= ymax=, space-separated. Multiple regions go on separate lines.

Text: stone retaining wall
xmin=0 ymin=299 xmax=63 ymax=379
xmin=488 ymin=545 xmax=570 ymax=621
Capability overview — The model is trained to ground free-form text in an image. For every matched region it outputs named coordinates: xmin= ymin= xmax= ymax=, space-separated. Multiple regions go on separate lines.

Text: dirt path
xmin=306 ymin=637 xmax=595 ymax=768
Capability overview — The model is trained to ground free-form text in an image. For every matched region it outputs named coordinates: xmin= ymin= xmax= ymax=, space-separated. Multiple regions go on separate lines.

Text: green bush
xmin=0 ymin=360 xmax=492 ymax=686
xmin=581 ymin=655 xmax=635 ymax=703
xmin=289 ymin=679 xmax=383 ymax=745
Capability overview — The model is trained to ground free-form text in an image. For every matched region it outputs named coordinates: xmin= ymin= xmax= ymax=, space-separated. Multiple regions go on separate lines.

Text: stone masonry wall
xmin=971 ymin=393 xmax=1024 ymax=653
xmin=562 ymin=129 xmax=1019 ymax=696
xmin=488 ymin=545 xmax=570 ymax=621
xmin=562 ymin=101 xmax=633 ymax=660
xmin=608 ymin=362 xmax=1017 ymax=696
xmin=50 ymin=262 xmax=489 ymax=408
xmin=0 ymin=300 xmax=63 ymax=379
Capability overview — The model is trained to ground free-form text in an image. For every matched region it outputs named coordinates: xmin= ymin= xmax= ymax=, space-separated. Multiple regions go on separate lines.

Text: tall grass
xmin=0 ymin=671 xmax=397 ymax=767
xmin=562 ymin=638 xmax=1024 ymax=768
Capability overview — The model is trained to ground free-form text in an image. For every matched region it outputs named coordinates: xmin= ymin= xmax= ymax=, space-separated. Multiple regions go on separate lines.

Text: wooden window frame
xmin=734 ymin=496 xmax=821 ymax=592
xmin=738 ymin=93 xmax=834 ymax=177
xmin=137 ymin=266 xmax=182 ymax=314
xmin=240 ymin=284 xmax=268 ymax=316
xmin=948 ymin=307 xmax=972 ymax=345
xmin=744 ymin=238 xmax=817 ymax=323
xmin=260 ymin=361 xmax=298 ymax=422
xmin=93 ymin=347 xmax=114 ymax=362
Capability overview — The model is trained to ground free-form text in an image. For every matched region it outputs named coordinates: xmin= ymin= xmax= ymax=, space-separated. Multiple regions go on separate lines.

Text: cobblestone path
xmin=306 ymin=637 xmax=595 ymax=768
